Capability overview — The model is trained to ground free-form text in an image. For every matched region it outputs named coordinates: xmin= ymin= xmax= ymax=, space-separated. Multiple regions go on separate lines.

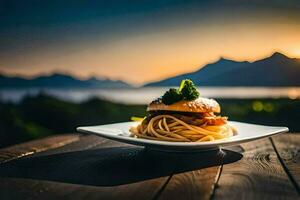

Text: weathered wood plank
xmin=158 ymin=167 xmax=221 ymax=200
xmin=157 ymin=147 xmax=243 ymax=200
xmin=272 ymin=133 xmax=300 ymax=194
xmin=0 ymin=134 xmax=80 ymax=164
xmin=0 ymin=135 xmax=171 ymax=200
xmin=0 ymin=177 xmax=168 ymax=200
xmin=31 ymin=135 xmax=111 ymax=156
xmin=1 ymin=133 xmax=299 ymax=199
xmin=213 ymin=138 xmax=299 ymax=200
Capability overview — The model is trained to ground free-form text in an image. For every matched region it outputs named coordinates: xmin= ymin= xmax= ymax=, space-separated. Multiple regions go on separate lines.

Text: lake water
xmin=0 ymin=87 xmax=299 ymax=105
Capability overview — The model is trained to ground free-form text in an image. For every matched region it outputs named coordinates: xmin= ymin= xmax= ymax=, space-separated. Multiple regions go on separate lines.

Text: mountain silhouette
xmin=145 ymin=52 xmax=300 ymax=87
xmin=0 ymin=73 xmax=131 ymax=88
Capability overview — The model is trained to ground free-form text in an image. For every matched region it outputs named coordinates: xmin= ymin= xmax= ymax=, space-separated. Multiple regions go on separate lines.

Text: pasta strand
xmin=130 ymin=114 xmax=236 ymax=142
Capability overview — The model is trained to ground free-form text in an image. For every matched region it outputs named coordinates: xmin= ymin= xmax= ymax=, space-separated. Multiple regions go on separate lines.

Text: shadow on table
xmin=0 ymin=146 xmax=242 ymax=186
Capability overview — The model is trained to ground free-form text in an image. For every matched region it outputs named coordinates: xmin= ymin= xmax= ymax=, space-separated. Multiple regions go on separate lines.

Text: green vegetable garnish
xmin=161 ymin=79 xmax=199 ymax=105
xmin=131 ymin=116 xmax=145 ymax=121
xmin=179 ymin=79 xmax=200 ymax=100
xmin=162 ymin=88 xmax=183 ymax=105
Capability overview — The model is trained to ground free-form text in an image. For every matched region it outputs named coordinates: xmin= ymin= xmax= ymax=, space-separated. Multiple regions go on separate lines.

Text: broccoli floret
xmin=162 ymin=88 xmax=183 ymax=105
xmin=179 ymin=79 xmax=199 ymax=100
xmin=161 ymin=79 xmax=199 ymax=105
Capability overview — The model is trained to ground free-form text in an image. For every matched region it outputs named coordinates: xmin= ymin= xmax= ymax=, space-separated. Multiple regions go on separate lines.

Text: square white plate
xmin=77 ymin=121 xmax=288 ymax=151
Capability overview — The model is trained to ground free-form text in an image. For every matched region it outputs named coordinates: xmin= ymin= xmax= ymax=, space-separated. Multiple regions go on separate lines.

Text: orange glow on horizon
xmin=289 ymin=49 xmax=300 ymax=58
xmin=1 ymin=21 xmax=300 ymax=85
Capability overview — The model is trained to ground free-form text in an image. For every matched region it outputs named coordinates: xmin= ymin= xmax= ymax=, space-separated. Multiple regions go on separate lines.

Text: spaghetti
xmin=130 ymin=113 xmax=236 ymax=142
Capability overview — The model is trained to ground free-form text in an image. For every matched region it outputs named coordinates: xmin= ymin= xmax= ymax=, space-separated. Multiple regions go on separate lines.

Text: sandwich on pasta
xmin=130 ymin=79 xmax=236 ymax=142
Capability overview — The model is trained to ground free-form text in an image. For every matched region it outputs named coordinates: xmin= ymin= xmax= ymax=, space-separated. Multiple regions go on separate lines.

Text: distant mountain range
xmin=145 ymin=52 xmax=300 ymax=87
xmin=0 ymin=73 xmax=131 ymax=88
xmin=1 ymin=52 xmax=299 ymax=88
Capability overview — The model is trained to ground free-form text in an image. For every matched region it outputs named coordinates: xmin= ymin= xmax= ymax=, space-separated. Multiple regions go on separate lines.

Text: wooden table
xmin=0 ymin=133 xmax=299 ymax=200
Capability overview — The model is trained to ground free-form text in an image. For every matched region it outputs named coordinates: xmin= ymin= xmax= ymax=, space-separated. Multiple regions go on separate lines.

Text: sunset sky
xmin=1 ymin=0 xmax=300 ymax=85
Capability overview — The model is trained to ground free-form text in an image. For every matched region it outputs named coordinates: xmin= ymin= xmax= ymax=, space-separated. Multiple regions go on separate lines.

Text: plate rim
xmin=77 ymin=121 xmax=289 ymax=148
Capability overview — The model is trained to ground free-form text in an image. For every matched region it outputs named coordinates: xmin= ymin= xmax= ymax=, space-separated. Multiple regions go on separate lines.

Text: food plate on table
xmin=77 ymin=121 xmax=288 ymax=151
xmin=77 ymin=80 xmax=288 ymax=151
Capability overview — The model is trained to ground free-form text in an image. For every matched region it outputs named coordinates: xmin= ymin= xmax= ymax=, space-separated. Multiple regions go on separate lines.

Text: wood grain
xmin=158 ymin=166 xmax=221 ymax=200
xmin=1 ymin=134 xmax=299 ymax=199
xmin=157 ymin=147 xmax=243 ymax=200
xmin=213 ymin=138 xmax=299 ymax=200
xmin=31 ymin=134 xmax=111 ymax=156
xmin=0 ymin=177 xmax=168 ymax=200
xmin=0 ymin=134 xmax=80 ymax=164
xmin=272 ymin=133 xmax=300 ymax=194
xmin=0 ymin=134 xmax=171 ymax=200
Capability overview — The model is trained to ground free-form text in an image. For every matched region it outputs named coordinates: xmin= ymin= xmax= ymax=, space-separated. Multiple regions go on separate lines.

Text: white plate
xmin=77 ymin=121 xmax=288 ymax=151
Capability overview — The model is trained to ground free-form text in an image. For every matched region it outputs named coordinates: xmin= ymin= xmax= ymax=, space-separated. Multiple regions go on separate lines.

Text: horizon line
xmin=0 ymin=51 xmax=298 ymax=86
